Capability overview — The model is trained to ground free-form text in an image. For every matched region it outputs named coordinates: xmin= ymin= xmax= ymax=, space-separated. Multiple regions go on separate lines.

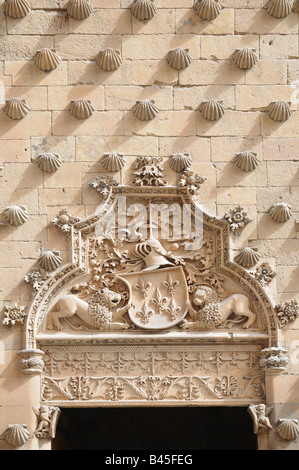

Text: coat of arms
xmin=118 ymin=266 xmax=189 ymax=330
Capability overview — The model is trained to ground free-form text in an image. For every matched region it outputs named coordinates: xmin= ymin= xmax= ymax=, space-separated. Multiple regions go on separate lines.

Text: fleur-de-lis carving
xmin=165 ymin=297 xmax=181 ymax=322
xmin=134 ymin=277 xmax=152 ymax=298
xmin=136 ymin=301 xmax=154 ymax=325
xmin=163 ymin=273 xmax=180 ymax=297
xmin=151 ymin=287 xmax=168 ymax=314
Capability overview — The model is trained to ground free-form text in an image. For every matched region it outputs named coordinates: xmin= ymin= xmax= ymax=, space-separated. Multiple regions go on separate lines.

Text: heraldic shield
xmin=118 ymin=266 xmax=189 ymax=330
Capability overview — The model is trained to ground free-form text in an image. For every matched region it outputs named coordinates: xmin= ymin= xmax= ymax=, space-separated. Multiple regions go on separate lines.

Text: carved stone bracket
xmin=259 ymin=347 xmax=289 ymax=373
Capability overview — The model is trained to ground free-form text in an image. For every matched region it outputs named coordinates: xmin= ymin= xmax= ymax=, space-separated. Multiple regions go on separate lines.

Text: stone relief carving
xmin=131 ymin=0 xmax=157 ymax=21
xmin=51 ymin=208 xmax=82 ymax=234
xmin=234 ymin=247 xmax=261 ymax=269
xmin=18 ymin=349 xmax=45 ymax=375
xmin=248 ymin=404 xmax=274 ymax=434
xmin=224 ymin=204 xmax=252 ymax=237
xmin=234 ymin=151 xmax=260 ymax=172
xmin=132 ymin=100 xmax=159 ymax=121
xmin=96 ymin=49 xmax=123 ymax=72
xmin=265 ymin=0 xmax=293 ymax=18
xmin=251 ymin=262 xmax=277 ymax=287
xmin=268 ymin=202 xmax=292 ymax=223
xmin=266 ymin=100 xmax=291 ymax=122
xmin=67 ymin=0 xmax=93 ymax=19
xmin=40 ymin=345 xmax=265 ymax=405
xmin=275 ymin=300 xmax=299 ymax=327
xmin=38 ymin=251 xmax=63 ymax=272
xmin=34 ymin=48 xmax=61 ymax=72
xmin=233 ymin=48 xmax=258 ymax=70
xmin=3 ymin=0 xmax=31 ymax=18
xmin=194 ymin=0 xmax=222 ymax=20
xmin=166 ymin=48 xmax=192 ymax=71
xmin=5 ymin=424 xmax=31 ymax=447
xmin=46 ymin=287 xmax=130 ymax=331
xmin=33 ymin=405 xmax=61 ymax=440
xmin=70 ymin=98 xmax=94 ymax=119
xmin=276 ymin=418 xmax=299 ymax=441
xmin=3 ymin=98 xmax=30 ymax=120
xmin=32 ymin=152 xmax=62 ymax=173
xmin=4 ymin=204 xmax=28 ymax=226
xmin=198 ymin=99 xmax=225 ymax=121
xmin=2 ymin=304 xmax=27 ymax=327
xmin=259 ymin=347 xmax=289 ymax=372
xmin=181 ymin=286 xmax=256 ymax=330
xmin=169 ymin=153 xmax=192 ymax=173
xmin=101 ymin=152 xmax=125 ymax=172
xmin=132 ymin=156 xmax=166 ymax=186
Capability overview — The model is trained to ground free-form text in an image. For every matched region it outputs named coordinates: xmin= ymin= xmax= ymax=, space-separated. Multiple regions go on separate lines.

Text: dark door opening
xmin=53 ymin=406 xmax=257 ymax=450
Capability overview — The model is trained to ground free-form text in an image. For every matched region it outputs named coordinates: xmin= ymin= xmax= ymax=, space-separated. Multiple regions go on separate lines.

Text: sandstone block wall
xmin=0 ymin=0 xmax=298 ymax=450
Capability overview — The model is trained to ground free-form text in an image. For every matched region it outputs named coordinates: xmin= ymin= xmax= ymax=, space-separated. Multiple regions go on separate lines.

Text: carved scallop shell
xmin=4 ymin=205 xmax=28 ymax=226
xmin=96 ymin=48 xmax=123 ymax=72
xmin=277 ymin=419 xmax=299 ymax=441
xmin=3 ymin=98 xmax=30 ymax=120
xmin=133 ymin=100 xmax=159 ymax=121
xmin=268 ymin=202 xmax=292 ymax=223
xmin=131 ymin=0 xmax=157 ymax=21
xmin=67 ymin=0 xmax=93 ymax=19
xmin=198 ymin=99 xmax=225 ymax=121
xmin=34 ymin=48 xmax=61 ymax=71
xmin=170 ymin=153 xmax=192 ymax=172
xmin=33 ymin=153 xmax=62 ymax=173
xmin=233 ymin=48 xmax=258 ymax=70
xmin=166 ymin=48 xmax=192 ymax=71
xmin=101 ymin=152 xmax=125 ymax=172
xmin=265 ymin=0 xmax=293 ymax=18
xmin=266 ymin=100 xmax=291 ymax=122
xmin=70 ymin=98 xmax=94 ymax=119
xmin=38 ymin=250 xmax=62 ymax=272
xmin=3 ymin=0 xmax=31 ymax=18
xmin=194 ymin=0 xmax=222 ymax=20
xmin=234 ymin=151 xmax=260 ymax=172
xmin=234 ymin=247 xmax=261 ymax=268
xmin=5 ymin=424 xmax=31 ymax=447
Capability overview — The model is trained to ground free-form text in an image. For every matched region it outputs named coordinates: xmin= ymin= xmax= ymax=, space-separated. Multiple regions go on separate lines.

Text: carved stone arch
xmin=21 ymin=177 xmax=280 ymax=408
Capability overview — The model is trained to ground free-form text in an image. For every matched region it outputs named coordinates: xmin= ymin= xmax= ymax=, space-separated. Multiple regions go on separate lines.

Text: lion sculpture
xmin=46 ymin=287 xmax=130 ymax=331
xmin=182 ymin=285 xmax=256 ymax=330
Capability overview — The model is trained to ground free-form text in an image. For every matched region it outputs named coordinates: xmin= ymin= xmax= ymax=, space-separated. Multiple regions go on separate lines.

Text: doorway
xmin=53 ymin=406 xmax=257 ymax=450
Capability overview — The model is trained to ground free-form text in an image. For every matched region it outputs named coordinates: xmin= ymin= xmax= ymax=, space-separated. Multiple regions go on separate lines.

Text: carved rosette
xmin=18 ymin=349 xmax=45 ymax=375
xmin=2 ymin=304 xmax=27 ymax=326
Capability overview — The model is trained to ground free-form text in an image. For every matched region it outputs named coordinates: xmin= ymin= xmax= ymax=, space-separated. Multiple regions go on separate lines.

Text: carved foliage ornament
xmin=2 ymin=304 xmax=27 ymax=326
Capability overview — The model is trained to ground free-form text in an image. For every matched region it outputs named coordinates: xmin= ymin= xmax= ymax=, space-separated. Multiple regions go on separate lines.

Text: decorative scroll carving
xmin=41 ymin=345 xmax=265 ymax=405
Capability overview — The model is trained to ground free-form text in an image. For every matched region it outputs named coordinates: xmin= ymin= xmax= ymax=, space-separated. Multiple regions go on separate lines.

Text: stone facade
xmin=0 ymin=0 xmax=299 ymax=451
